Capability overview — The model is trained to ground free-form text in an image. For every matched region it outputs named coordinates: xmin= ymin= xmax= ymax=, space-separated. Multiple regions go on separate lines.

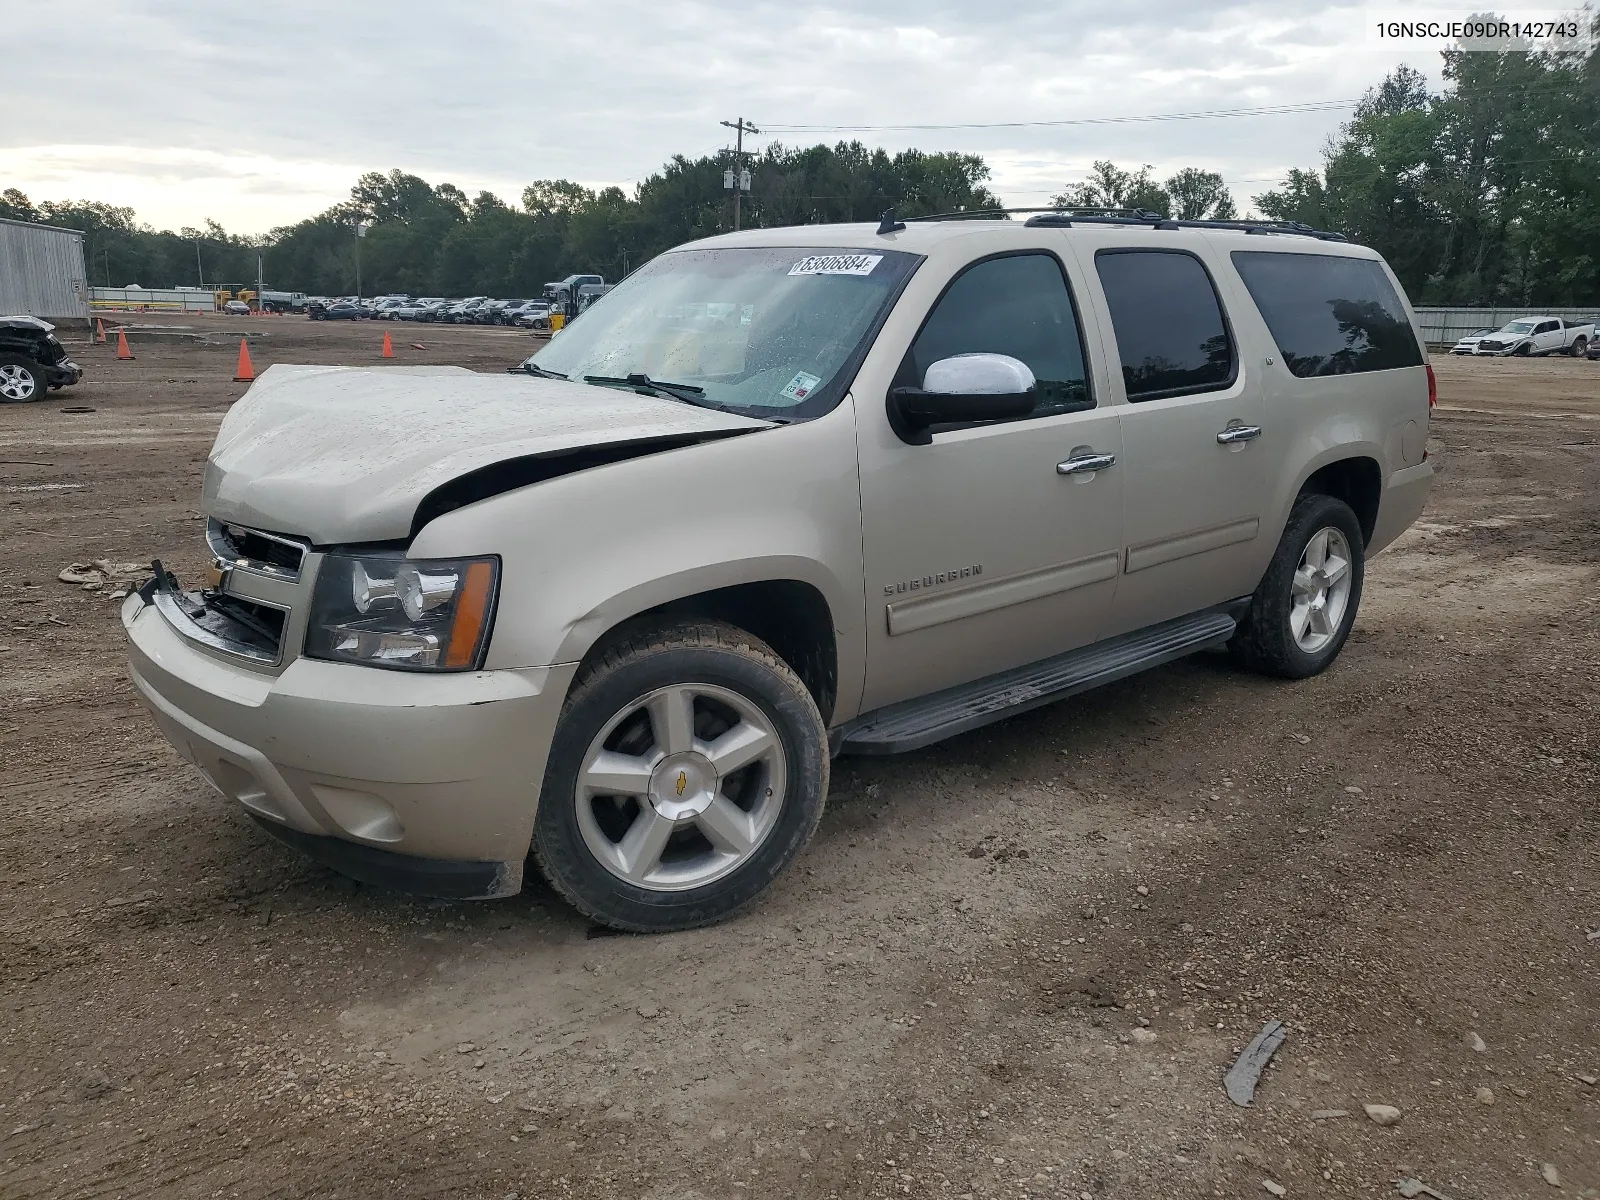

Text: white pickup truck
xmin=1461 ymin=316 xmax=1593 ymax=357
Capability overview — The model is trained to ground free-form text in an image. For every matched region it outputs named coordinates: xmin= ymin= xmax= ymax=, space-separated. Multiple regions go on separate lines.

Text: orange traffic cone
xmin=95 ymin=317 xmax=106 ymax=344
xmin=116 ymin=329 xmax=135 ymax=360
xmin=381 ymin=331 xmax=395 ymax=358
xmin=233 ymin=338 xmax=256 ymax=383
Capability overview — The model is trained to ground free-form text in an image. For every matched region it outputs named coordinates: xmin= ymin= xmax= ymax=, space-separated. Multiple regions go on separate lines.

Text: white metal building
xmin=0 ymin=217 xmax=89 ymax=322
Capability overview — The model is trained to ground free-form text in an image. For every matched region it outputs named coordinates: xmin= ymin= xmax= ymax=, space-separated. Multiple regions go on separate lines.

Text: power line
xmin=756 ymin=99 xmax=1359 ymax=134
xmin=754 ymin=79 xmax=1592 ymax=137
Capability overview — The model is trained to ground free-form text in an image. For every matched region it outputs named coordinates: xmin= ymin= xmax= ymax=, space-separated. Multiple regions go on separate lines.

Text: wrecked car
xmin=122 ymin=215 xmax=1433 ymax=932
xmin=0 ymin=315 xmax=83 ymax=402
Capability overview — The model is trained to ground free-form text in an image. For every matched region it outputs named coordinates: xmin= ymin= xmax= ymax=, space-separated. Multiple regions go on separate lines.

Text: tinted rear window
xmin=1232 ymin=251 xmax=1423 ymax=378
xmin=1094 ymin=250 xmax=1236 ymax=401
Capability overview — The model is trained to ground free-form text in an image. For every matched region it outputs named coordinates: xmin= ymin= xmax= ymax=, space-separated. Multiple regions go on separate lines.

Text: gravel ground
xmin=1 ymin=318 xmax=1596 ymax=1200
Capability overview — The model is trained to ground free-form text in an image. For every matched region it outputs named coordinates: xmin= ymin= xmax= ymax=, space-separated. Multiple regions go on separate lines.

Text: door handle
xmin=1216 ymin=424 xmax=1263 ymax=445
xmin=1056 ymin=452 xmax=1117 ymax=475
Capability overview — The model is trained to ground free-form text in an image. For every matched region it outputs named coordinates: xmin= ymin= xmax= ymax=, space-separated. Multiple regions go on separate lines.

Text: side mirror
xmin=889 ymin=353 xmax=1037 ymax=444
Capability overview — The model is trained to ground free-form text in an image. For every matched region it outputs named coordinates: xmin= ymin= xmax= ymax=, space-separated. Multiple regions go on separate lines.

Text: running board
xmin=833 ymin=604 xmax=1246 ymax=756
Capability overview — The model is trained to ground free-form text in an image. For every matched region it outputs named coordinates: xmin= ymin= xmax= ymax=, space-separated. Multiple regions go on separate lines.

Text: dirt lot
xmin=1 ymin=318 xmax=1595 ymax=1200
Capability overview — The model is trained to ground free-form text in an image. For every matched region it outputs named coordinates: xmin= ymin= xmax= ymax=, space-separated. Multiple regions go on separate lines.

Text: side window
xmin=1535 ymin=320 xmax=1559 ymax=334
xmin=905 ymin=253 xmax=1092 ymax=419
xmin=1094 ymin=249 xmax=1236 ymax=402
xmin=1231 ymin=251 xmax=1424 ymax=377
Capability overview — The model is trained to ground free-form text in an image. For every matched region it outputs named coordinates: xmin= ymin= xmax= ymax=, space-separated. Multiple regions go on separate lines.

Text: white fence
xmin=1413 ymin=306 xmax=1600 ymax=346
xmin=90 ymin=287 xmax=218 ymax=313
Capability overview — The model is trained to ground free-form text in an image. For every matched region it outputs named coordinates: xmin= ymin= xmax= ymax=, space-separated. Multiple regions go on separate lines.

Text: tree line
xmin=0 ymin=144 xmax=1004 ymax=300
xmin=3 ymin=38 xmax=1596 ymax=306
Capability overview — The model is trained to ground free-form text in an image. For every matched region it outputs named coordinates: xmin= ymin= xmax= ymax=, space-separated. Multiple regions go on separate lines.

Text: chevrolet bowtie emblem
xmin=675 ymin=770 xmax=687 ymax=796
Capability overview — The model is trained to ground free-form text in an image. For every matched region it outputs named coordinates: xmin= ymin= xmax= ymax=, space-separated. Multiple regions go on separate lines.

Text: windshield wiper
xmin=583 ymin=373 xmax=706 ymax=404
xmin=511 ymin=361 xmax=568 ymax=379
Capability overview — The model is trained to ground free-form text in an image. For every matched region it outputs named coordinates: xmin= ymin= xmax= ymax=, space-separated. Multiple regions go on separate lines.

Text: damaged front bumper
xmin=46 ymin=359 xmax=82 ymax=388
xmin=121 ymin=569 xmax=576 ymax=899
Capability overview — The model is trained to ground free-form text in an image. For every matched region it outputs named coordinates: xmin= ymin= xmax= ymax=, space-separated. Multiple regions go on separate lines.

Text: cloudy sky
xmin=7 ymin=0 xmax=1443 ymax=233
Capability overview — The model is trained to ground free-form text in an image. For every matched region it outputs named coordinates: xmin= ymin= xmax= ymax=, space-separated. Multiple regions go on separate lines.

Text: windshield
xmin=1500 ymin=320 xmax=1536 ymax=335
xmin=523 ymin=246 xmax=921 ymax=419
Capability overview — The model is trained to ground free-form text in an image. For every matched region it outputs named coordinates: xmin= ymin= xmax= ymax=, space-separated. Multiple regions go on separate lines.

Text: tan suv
xmin=122 ymin=211 xmax=1435 ymax=931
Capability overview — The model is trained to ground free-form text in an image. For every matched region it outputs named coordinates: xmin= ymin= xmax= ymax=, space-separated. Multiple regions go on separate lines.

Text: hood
xmin=203 ymin=364 xmax=772 ymax=544
xmin=1 ymin=314 xmax=54 ymax=332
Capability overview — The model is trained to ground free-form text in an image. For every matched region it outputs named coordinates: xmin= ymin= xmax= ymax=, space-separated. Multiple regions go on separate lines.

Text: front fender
xmin=408 ymin=399 xmax=868 ymax=720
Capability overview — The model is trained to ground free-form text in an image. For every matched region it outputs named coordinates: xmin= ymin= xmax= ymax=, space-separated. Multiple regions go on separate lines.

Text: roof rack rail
xmin=905 ymin=206 xmax=1152 ymax=223
xmin=901 ymin=206 xmax=1346 ymax=242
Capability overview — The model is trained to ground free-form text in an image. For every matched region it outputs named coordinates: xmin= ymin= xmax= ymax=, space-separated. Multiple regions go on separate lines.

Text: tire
xmin=1569 ymin=337 xmax=1587 ymax=357
xmin=1513 ymin=342 xmax=1531 ymax=356
xmin=1229 ymin=492 xmax=1365 ymax=679
xmin=0 ymin=355 xmax=45 ymax=403
xmin=532 ymin=619 xmax=828 ymax=933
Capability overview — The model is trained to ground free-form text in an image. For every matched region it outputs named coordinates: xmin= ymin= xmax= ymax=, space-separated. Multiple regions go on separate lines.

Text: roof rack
xmin=896 ymin=206 xmax=1346 ymax=242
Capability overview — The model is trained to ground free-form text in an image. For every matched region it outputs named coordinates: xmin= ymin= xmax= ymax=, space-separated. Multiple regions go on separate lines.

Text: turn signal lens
xmin=445 ymin=561 xmax=495 ymax=669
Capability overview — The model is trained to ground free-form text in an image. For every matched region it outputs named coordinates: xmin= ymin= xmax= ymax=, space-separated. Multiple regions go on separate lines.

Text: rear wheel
xmin=532 ymin=620 xmax=828 ymax=932
xmin=1569 ymin=337 xmax=1587 ymax=357
xmin=0 ymin=356 xmax=44 ymax=403
xmin=1230 ymin=492 xmax=1365 ymax=679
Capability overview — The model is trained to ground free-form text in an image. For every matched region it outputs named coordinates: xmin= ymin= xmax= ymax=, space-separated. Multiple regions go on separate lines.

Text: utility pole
xmin=195 ymin=239 xmax=203 ymax=288
xmin=257 ymin=252 xmax=264 ymax=314
xmin=720 ymin=117 xmax=760 ymax=231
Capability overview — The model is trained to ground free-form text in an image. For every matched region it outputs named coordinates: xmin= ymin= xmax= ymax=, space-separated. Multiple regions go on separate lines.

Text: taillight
xmin=1426 ymin=362 xmax=1437 ymax=408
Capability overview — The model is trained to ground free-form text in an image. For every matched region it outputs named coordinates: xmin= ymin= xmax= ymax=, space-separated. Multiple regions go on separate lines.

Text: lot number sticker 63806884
xmin=788 ymin=254 xmax=883 ymax=277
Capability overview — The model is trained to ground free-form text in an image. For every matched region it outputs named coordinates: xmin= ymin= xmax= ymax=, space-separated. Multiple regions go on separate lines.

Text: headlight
xmin=305 ymin=554 xmax=498 ymax=671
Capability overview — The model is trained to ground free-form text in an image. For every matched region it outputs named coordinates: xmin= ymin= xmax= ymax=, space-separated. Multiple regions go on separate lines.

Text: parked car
xmin=1472 ymin=316 xmax=1593 ymax=356
xmin=390 ymin=300 xmax=443 ymax=321
xmin=440 ymin=297 xmax=488 ymax=324
xmin=0 ymin=315 xmax=83 ymax=402
xmin=122 ymin=216 xmax=1433 ymax=932
xmin=1587 ymin=335 xmax=1600 ymax=360
xmin=507 ymin=301 xmax=551 ymax=329
xmin=1449 ymin=327 xmax=1495 ymax=354
xmin=222 ymin=300 xmax=252 ymax=316
xmin=312 ymin=301 xmax=364 ymax=321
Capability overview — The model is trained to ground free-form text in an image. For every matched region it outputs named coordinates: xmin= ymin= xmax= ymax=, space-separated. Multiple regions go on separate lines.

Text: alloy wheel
xmin=574 ymin=683 xmax=786 ymax=891
xmin=1290 ymin=526 xmax=1354 ymax=653
xmin=0 ymin=364 xmax=38 ymax=401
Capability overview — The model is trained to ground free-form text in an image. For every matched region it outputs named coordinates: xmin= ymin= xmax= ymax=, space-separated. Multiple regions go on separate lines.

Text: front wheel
xmin=0 ymin=356 xmax=45 ymax=403
xmin=1230 ymin=492 xmax=1365 ymax=679
xmin=532 ymin=620 xmax=828 ymax=932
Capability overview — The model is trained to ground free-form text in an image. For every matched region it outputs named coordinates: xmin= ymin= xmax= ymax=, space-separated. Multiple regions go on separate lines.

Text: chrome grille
xmin=206 ymin=518 xmax=309 ymax=581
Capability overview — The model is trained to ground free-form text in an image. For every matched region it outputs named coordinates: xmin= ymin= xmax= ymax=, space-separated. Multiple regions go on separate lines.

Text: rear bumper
xmin=122 ymin=590 xmax=577 ymax=898
xmin=1369 ymin=460 xmax=1434 ymax=556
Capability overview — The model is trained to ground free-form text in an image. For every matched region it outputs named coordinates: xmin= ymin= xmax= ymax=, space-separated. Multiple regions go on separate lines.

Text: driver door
xmin=856 ymin=250 xmax=1124 ymax=712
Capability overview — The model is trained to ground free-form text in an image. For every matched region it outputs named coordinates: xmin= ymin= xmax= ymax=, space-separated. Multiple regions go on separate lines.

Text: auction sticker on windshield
xmin=788 ymin=254 xmax=883 ymax=277
xmin=780 ymin=371 xmax=823 ymax=402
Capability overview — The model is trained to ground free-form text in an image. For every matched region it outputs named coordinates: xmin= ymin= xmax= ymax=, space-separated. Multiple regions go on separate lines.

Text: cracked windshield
xmin=523 ymin=246 xmax=920 ymax=416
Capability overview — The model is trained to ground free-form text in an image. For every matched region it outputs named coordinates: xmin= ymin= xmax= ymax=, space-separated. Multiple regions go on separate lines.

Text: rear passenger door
xmin=1072 ymin=241 xmax=1269 ymax=635
xmin=1534 ymin=319 xmax=1563 ymax=353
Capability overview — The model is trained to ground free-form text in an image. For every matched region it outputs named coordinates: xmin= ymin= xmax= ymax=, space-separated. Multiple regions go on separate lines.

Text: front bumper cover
xmin=122 ymin=586 xmax=577 ymax=899
xmin=46 ymin=359 xmax=82 ymax=387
